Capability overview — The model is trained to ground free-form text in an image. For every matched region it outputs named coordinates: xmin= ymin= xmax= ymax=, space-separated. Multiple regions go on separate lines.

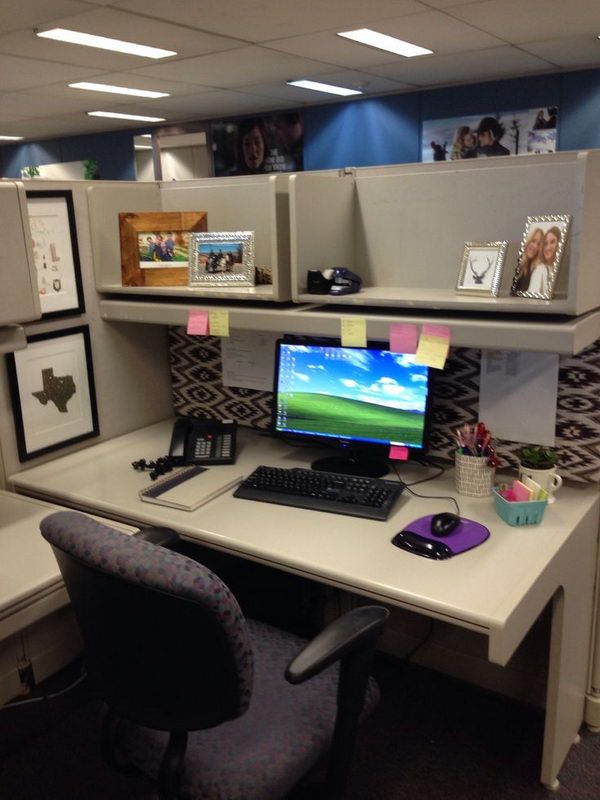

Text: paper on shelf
xmin=341 ymin=317 xmax=367 ymax=348
xmin=414 ymin=324 xmax=450 ymax=369
xmin=187 ymin=310 xmax=208 ymax=335
xmin=209 ymin=310 xmax=230 ymax=337
xmin=389 ymin=323 xmax=417 ymax=354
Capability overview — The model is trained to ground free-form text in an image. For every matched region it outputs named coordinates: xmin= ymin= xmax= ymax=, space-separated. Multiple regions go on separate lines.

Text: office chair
xmin=40 ymin=511 xmax=388 ymax=800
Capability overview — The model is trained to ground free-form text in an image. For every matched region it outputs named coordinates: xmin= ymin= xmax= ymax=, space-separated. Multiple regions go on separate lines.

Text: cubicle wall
xmin=0 ymin=180 xmax=174 ymax=485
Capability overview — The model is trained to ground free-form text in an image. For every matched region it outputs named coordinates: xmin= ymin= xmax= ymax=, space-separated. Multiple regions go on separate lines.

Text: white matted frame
xmin=26 ymin=190 xmax=85 ymax=318
xmin=511 ymin=214 xmax=572 ymax=300
xmin=189 ymin=231 xmax=255 ymax=287
xmin=456 ymin=241 xmax=507 ymax=296
xmin=5 ymin=325 xmax=99 ymax=461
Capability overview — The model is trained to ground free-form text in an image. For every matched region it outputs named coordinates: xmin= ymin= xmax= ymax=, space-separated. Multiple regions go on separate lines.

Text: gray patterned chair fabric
xmin=41 ymin=511 xmax=387 ymax=800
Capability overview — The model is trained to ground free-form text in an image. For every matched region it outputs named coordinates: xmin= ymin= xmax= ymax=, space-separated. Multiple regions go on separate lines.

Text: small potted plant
xmin=516 ymin=446 xmax=562 ymax=503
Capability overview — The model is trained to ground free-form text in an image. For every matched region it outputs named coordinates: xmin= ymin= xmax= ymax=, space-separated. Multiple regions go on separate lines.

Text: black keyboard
xmin=234 ymin=465 xmax=404 ymax=520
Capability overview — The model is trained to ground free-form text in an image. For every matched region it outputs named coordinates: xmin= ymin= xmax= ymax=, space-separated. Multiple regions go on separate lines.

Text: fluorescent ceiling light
xmin=134 ymin=144 xmax=153 ymax=150
xmin=88 ymin=111 xmax=166 ymax=122
xmin=286 ymin=79 xmax=362 ymax=97
xmin=140 ymin=134 xmax=152 ymax=138
xmin=36 ymin=28 xmax=176 ymax=59
xmin=337 ymin=28 xmax=433 ymax=57
xmin=69 ymin=82 xmax=169 ymax=99
xmin=0 ymin=135 xmax=23 ymax=140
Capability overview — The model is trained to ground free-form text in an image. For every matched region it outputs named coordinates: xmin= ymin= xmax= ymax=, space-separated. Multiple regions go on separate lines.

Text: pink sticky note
xmin=187 ymin=310 xmax=208 ymax=335
xmin=389 ymin=323 xmax=418 ymax=354
xmin=389 ymin=445 xmax=409 ymax=461
xmin=421 ymin=323 xmax=451 ymax=341
xmin=512 ymin=480 xmax=533 ymax=502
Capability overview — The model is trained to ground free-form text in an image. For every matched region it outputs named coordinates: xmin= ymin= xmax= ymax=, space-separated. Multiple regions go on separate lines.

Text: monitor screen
xmin=273 ymin=340 xmax=431 ymax=453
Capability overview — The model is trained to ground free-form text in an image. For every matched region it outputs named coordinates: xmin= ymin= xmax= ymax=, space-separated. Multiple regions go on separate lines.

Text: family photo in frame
xmin=456 ymin=241 xmax=507 ymax=296
xmin=189 ymin=231 xmax=255 ymax=287
xmin=511 ymin=214 xmax=571 ymax=299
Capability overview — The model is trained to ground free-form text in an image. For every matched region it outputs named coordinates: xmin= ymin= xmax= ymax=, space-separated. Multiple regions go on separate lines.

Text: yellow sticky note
xmin=209 ymin=310 xmax=230 ymax=337
xmin=341 ymin=317 xmax=367 ymax=348
xmin=414 ymin=324 xmax=451 ymax=370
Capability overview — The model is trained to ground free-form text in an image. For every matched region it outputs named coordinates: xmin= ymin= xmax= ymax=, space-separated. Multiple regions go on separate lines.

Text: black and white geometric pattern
xmin=169 ymin=328 xmax=600 ymax=484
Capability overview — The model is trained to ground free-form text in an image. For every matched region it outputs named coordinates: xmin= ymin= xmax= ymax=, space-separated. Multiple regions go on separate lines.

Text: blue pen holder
xmin=492 ymin=488 xmax=548 ymax=526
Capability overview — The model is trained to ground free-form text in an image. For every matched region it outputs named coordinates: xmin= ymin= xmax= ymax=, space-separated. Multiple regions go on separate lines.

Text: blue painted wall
xmin=1 ymin=67 xmax=600 ymax=179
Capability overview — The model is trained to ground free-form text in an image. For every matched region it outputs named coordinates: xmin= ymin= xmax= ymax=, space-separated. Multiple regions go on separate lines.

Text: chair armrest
xmin=285 ymin=605 xmax=389 ymax=684
xmin=133 ymin=526 xmax=180 ymax=548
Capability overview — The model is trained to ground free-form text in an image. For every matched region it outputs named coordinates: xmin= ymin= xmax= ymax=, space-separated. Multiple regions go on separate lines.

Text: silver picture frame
xmin=188 ymin=231 xmax=255 ymax=287
xmin=456 ymin=241 xmax=507 ymax=296
xmin=511 ymin=214 xmax=571 ymax=300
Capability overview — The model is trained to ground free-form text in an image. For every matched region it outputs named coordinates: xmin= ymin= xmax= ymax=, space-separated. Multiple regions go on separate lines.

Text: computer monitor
xmin=272 ymin=338 xmax=432 ymax=477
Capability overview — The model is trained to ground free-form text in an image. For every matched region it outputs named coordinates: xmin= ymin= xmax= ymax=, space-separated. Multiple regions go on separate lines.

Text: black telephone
xmin=168 ymin=417 xmax=238 ymax=466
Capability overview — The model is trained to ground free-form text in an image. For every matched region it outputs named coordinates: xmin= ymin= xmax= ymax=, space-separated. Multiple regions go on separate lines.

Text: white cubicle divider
xmin=0 ymin=181 xmax=40 ymax=328
xmin=290 ymin=150 xmax=600 ymax=316
xmin=88 ymin=174 xmax=291 ymax=302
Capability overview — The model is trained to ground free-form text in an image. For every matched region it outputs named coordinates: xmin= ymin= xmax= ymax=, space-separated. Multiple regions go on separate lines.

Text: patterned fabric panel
xmin=169 ymin=327 xmax=600 ymax=483
xmin=119 ymin=617 xmax=380 ymax=800
xmin=40 ymin=511 xmax=254 ymax=711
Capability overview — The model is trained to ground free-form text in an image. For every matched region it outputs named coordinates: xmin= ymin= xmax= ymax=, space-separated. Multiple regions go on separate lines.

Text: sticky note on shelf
xmin=209 ymin=310 xmax=230 ymax=337
xmin=389 ymin=445 xmax=409 ymax=461
xmin=389 ymin=323 xmax=417 ymax=354
xmin=187 ymin=310 xmax=208 ymax=335
xmin=341 ymin=317 xmax=367 ymax=348
xmin=415 ymin=324 xmax=451 ymax=370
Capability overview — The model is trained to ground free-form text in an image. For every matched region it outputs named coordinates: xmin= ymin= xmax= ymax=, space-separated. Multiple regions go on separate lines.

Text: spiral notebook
xmin=139 ymin=465 xmax=244 ymax=511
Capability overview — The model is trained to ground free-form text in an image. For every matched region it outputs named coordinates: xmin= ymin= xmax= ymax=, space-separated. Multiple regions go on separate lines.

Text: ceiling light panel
xmin=36 ymin=28 xmax=177 ymax=59
xmin=87 ymin=111 xmax=166 ymax=121
xmin=69 ymin=82 xmax=169 ymax=98
xmin=287 ymin=79 xmax=362 ymax=96
xmin=0 ymin=135 xmax=23 ymax=140
xmin=338 ymin=28 xmax=433 ymax=57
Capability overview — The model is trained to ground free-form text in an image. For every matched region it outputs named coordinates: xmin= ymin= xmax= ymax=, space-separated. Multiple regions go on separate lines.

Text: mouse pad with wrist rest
xmin=393 ymin=515 xmax=490 ymax=557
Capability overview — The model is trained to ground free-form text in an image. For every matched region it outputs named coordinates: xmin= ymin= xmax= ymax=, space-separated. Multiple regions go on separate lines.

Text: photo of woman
xmin=511 ymin=216 xmax=571 ymax=299
xmin=512 ymin=226 xmax=543 ymax=292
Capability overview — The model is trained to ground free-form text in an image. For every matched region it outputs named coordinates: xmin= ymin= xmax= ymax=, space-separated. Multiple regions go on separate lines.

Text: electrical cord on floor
xmin=391 ymin=460 xmax=461 ymax=517
xmin=402 ymin=618 xmax=435 ymax=662
xmin=0 ymin=665 xmax=88 ymax=710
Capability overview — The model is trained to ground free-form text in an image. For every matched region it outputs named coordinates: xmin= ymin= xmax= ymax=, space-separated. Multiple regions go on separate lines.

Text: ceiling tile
xmin=447 ymin=0 xmax=600 ymax=44
xmin=117 ymin=90 xmax=295 ymax=119
xmin=368 ymin=46 xmax=553 ymax=86
xmin=0 ymin=54 xmax=101 ymax=91
xmin=114 ymin=0 xmax=427 ymax=42
xmin=130 ymin=46 xmax=338 ymax=88
xmin=520 ymin=36 xmax=600 ymax=68
xmin=0 ymin=90 xmax=104 ymax=117
xmin=268 ymin=11 xmax=503 ymax=70
xmin=0 ymin=0 xmax=89 ymax=35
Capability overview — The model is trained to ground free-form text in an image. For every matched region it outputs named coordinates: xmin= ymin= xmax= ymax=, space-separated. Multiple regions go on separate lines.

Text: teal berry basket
xmin=492 ymin=488 xmax=548 ymax=526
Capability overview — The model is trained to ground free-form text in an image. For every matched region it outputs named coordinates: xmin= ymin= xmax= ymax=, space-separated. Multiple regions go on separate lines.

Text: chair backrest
xmin=41 ymin=511 xmax=253 ymax=732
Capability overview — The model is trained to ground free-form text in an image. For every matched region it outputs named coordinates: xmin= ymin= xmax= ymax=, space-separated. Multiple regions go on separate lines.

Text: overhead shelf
xmin=99 ymin=298 xmax=600 ymax=355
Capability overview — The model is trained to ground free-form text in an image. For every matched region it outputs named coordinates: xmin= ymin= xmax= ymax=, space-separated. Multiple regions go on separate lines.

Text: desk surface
xmin=10 ymin=420 xmax=599 ymax=666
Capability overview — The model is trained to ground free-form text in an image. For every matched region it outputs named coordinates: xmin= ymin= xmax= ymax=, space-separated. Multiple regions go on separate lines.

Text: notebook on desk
xmin=139 ymin=465 xmax=244 ymax=511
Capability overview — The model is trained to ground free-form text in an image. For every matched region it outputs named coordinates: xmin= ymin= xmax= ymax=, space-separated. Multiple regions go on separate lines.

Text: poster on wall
xmin=422 ymin=106 xmax=558 ymax=162
xmin=211 ymin=112 xmax=303 ymax=177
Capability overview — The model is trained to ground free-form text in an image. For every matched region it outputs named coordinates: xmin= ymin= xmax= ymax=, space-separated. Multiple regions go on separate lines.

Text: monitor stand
xmin=311 ymin=452 xmax=389 ymax=479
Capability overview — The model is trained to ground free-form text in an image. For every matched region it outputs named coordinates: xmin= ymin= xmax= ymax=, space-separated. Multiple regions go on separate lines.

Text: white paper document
xmin=479 ymin=350 xmax=559 ymax=446
xmin=221 ymin=331 xmax=279 ymax=391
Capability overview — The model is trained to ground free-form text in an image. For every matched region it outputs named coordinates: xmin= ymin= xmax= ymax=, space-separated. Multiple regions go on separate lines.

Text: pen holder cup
xmin=492 ymin=488 xmax=548 ymax=526
xmin=454 ymin=452 xmax=495 ymax=497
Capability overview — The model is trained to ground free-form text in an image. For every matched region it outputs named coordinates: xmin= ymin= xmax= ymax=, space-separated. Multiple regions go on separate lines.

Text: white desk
xmin=10 ymin=420 xmax=600 ymax=790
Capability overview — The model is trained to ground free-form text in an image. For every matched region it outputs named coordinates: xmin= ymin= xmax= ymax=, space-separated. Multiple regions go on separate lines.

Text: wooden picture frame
xmin=6 ymin=325 xmax=99 ymax=462
xmin=119 ymin=211 xmax=207 ymax=287
xmin=26 ymin=189 xmax=85 ymax=318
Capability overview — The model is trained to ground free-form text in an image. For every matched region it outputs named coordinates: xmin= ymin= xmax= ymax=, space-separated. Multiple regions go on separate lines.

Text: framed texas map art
xmin=6 ymin=326 xmax=99 ymax=461
xmin=26 ymin=190 xmax=85 ymax=318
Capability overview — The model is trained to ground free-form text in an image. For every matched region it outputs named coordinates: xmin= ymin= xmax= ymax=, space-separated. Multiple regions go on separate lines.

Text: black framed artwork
xmin=26 ymin=189 xmax=85 ymax=318
xmin=6 ymin=325 xmax=99 ymax=461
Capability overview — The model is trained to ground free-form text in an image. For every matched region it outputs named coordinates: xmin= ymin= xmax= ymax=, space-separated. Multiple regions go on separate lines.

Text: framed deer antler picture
xmin=456 ymin=241 xmax=507 ymax=296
